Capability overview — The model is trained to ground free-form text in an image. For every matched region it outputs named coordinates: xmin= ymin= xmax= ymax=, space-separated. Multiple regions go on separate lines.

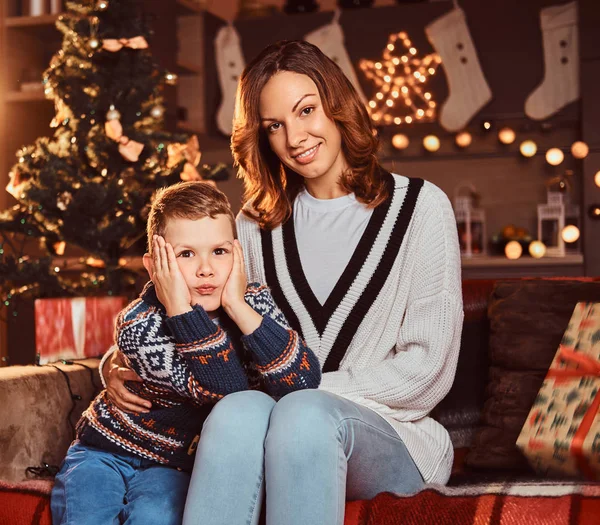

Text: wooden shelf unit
xmin=5 ymin=89 xmax=48 ymax=102
xmin=175 ymin=59 xmax=203 ymax=75
xmin=176 ymin=120 xmax=203 ymax=135
xmin=176 ymin=0 xmax=205 ymax=15
xmin=0 ymin=4 xmax=63 ymax=365
xmin=5 ymin=14 xmax=60 ymax=27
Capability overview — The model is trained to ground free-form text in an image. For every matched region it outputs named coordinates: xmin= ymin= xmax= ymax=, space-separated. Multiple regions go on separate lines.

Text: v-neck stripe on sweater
xmin=260 ymin=173 xmax=424 ymax=371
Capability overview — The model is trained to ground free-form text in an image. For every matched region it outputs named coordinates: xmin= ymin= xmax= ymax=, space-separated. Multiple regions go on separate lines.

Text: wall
xmin=207 ymin=0 xmax=397 ymax=21
xmin=195 ymin=0 xmax=599 ymax=273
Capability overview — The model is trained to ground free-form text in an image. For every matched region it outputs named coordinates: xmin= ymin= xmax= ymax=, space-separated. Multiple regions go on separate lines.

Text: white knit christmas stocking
xmin=525 ymin=1 xmax=579 ymax=121
xmin=215 ymin=24 xmax=245 ymax=136
xmin=425 ymin=8 xmax=492 ymax=132
xmin=305 ymin=12 xmax=366 ymax=103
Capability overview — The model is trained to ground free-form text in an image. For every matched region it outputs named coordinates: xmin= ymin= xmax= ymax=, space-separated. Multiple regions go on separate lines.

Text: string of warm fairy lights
xmin=387 ymin=118 xmax=600 ymax=260
xmin=358 ymin=28 xmax=599 ymax=220
xmin=359 ymin=32 xmax=441 ymax=126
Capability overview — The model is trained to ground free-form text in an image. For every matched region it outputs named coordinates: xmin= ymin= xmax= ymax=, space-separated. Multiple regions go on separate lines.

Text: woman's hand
xmin=152 ymin=235 xmax=192 ymax=317
xmin=104 ymin=350 xmax=151 ymax=414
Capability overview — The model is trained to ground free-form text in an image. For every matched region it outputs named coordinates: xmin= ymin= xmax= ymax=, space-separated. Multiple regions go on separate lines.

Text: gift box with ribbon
xmin=34 ymin=296 xmax=127 ymax=364
xmin=517 ymin=302 xmax=600 ymax=479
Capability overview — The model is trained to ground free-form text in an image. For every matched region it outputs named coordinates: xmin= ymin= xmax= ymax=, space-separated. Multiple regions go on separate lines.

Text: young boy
xmin=50 ymin=181 xmax=321 ymax=525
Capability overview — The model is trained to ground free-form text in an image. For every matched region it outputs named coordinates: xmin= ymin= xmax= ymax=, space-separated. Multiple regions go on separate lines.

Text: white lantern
xmin=454 ymin=184 xmax=486 ymax=258
xmin=537 ymin=190 xmax=565 ymax=257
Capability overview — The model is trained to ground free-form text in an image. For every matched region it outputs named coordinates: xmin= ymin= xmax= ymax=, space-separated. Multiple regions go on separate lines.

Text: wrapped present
xmin=35 ymin=296 xmax=127 ymax=364
xmin=517 ymin=302 xmax=600 ymax=479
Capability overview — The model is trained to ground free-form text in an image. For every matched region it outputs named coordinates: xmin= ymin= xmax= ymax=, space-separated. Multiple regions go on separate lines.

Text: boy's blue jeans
xmin=50 ymin=441 xmax=190 ymax=525
xmin=182 ymin=389 xmax=424 ymax=525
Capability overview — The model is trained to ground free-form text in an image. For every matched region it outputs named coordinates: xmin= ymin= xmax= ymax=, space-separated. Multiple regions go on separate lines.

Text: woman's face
xmin=259 ymin=71 xmax=348 ymax=190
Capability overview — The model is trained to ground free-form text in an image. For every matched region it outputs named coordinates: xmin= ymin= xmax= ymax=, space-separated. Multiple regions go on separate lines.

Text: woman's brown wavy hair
xmin=231 ymin=40 xmax=388 ymax=229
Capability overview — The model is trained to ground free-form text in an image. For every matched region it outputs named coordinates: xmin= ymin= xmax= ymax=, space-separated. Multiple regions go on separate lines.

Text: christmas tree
xmin=0 ymin=0 xmax=226 ymax=320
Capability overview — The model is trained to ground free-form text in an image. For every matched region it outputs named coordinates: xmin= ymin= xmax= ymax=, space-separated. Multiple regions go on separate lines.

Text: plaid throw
xmin=1 ymin=479 xmax=599 ymax=525
xmin=0 ymin=480 xmax=53 ymax=525
xmin=345 ymin=482 xmax=600 ymax=525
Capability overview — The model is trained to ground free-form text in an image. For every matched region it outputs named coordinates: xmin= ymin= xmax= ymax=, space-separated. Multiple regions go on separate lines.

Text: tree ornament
xmin=88 ymin=16 xmax=101 ymax=52
xmin=167 ymin=135 xmax=201 ymax=168
xmin=150 ymin=104 xmax=165 ymax=119
xmin=106 ymin=105 xmax=121 ymax=121
xmin=54 ymin=241 xmax=66 ymax=255
xmin=57 ymin=192 xmax=73 ymax=211
xmin=164 ymin=72 xmax=178 ymax=86
xmin=180 ymin=163 xmax=204 ymax=182
xmin=102 ymin=36 xmax=149 ymax=52
xmin=105 ymin=114 xmax=145 ymax=162
xmin=5 ymin=169 xmax=29 ymax=199
xmin=84 ymin=85 xmax=99 ymax=98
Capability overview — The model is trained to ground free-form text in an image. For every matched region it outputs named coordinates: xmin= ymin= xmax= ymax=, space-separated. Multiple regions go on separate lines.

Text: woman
xmin=105 ymin=40 xmax=463 ymax=525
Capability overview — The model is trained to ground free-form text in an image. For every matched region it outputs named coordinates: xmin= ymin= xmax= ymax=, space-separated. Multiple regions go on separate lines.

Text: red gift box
xmin=34 ymin=296 xmax=126 ymax=364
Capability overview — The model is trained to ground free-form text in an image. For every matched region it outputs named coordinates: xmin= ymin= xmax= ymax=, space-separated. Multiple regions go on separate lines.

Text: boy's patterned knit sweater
xmin=77 ymin=281 xmax=320 ymax=471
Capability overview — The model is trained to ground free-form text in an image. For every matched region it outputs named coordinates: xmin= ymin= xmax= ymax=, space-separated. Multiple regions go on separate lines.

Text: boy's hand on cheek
xmin=152 ymin=235 xmax=192 ymax=317
xmin=221 ymin=240 xmax=262 ymax=335
xmin=221 ymin=240 xmax=247 ymax=314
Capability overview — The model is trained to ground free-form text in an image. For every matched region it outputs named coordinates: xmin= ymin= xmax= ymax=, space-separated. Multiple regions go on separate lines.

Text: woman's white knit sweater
xmin=236 ymin=173 xmax=464 ymax=484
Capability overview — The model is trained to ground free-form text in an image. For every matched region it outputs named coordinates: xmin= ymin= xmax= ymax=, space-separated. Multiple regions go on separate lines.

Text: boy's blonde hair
xmin=147 ymin=182 xmax=237 ymax=253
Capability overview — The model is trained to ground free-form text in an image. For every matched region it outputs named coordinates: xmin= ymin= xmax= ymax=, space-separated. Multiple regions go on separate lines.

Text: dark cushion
xmin=432 ymin=280 xmax=494 ymax=434
xmin=465 ymin=279 xmax=600 ymax=471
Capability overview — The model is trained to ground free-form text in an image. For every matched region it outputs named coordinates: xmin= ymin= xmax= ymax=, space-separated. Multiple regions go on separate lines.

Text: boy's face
xmin=162 ymin=214 xmax=235 ymax=314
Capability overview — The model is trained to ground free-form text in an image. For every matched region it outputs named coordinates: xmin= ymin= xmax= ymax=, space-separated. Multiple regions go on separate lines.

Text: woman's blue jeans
xmin=51 ymin=442 xmax=190 ymax=525
xmin=182 ymin=389 xmax=424 ymax=525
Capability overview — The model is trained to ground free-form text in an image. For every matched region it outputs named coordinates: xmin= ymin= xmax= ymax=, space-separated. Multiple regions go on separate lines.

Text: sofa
xmin=2 ymin=278 xmax=600 ymax=525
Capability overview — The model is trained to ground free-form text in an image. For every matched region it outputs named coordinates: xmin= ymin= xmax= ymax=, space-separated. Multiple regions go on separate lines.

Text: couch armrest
xmin=0 ymin=359 xmax=100 ymax=482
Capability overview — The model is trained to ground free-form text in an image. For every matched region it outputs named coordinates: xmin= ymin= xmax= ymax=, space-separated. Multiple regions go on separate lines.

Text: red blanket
xmin=345 ymin=482 xmax=600 ymax=525
xmin=2 ymin=479 xmax=599 ymax=525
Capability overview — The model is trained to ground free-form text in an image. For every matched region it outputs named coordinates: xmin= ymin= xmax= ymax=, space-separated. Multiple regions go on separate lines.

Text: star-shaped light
xmin=360 ymin=32 xmax=441 ymax=126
